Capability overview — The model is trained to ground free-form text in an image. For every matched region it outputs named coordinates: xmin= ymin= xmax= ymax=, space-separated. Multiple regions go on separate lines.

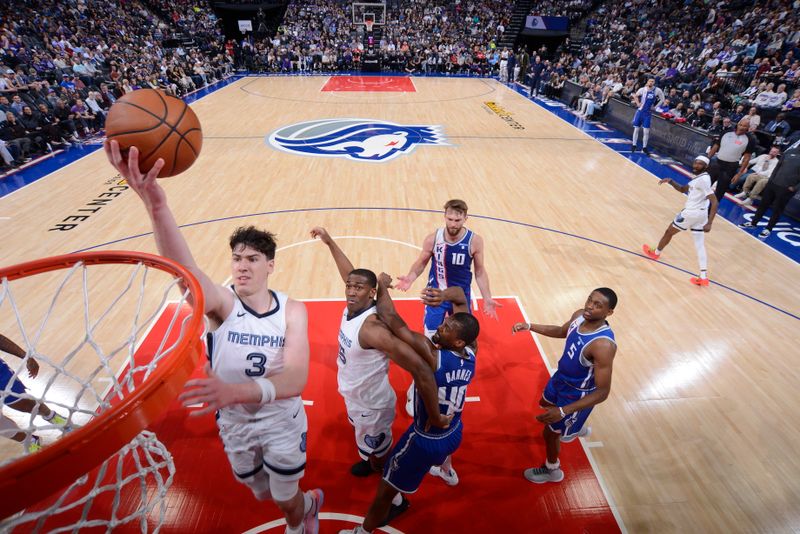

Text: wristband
xmin=255 ymin=377 xmax=276 ymax=404
xmin=559 ymin=406 xmax=567 ymax=418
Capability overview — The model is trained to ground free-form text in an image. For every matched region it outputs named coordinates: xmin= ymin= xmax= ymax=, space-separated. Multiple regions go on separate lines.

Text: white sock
xmin=441 ymin=455 xmax=453 ymax=473
xmin=285 ymin=523 xmax=303 ymax=534
xmin=392 ymin=492 xmax=403 ymax=506
xmin=632 ymin=128 xmax=639 ymax=146
xmin=643 ymin=128 xmax=650 ymax=147
xmin=692 ymin=231 xmax=707 ymax=273
xmin=303 ymin=491 xmax=313 ymax=514
xmin=545 ymin=459 xmax=560 ymax=470
xmin=699 ymin=269 xmax=708 ymax=280
xmin=43 ymin=410 xmax=56 ymax=421
xmin=655 ymin=248 xmax=662 ymax=255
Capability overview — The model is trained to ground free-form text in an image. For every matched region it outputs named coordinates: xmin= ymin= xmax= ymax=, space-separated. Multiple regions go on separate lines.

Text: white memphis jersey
xmin=210 ymin=288 xmax=302 ymax=421
xmin=685 ymin=172 xmax=714 ymax=211
xmin=337 ymin=304 xmax=396 ymax=410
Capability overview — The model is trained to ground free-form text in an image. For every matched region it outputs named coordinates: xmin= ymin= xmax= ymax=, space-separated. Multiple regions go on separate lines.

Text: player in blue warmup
xmin=512 ymin=288 xmax=618 ymax=483
xmin=338 ymin=275 xmax=478 ymax=534
xmin=631 ymin=78 xmax=665 ymax=154
xmin=1 ymin=333 xmax=71 ymax=453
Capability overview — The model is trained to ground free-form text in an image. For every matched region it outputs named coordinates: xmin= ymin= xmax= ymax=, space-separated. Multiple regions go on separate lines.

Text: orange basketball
xmin=105 ymin=89 xmax=202 ymax=178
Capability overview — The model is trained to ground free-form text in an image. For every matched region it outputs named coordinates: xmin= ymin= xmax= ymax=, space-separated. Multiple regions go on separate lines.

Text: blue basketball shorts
xmin=423 ymin=289 xmax=471 ymax=334
xmin=382 ymin=424 xmax=462 ymax=493
xmin=0 ymin=359 xmax=27 ymax=405
xmin=541 ymin=375 xmax=594 ymax=440
xmin=632 ymin=110 xmax=652 ymax=128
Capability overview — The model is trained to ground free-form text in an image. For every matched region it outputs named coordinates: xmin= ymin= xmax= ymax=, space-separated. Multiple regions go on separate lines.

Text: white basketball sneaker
xmin=429 ymin=465 xmax=459 ymax=486
xmin=524 ymin=465 xmax=565 ymax=484
xmin=301 ymin=489 xmax=324 ymax=534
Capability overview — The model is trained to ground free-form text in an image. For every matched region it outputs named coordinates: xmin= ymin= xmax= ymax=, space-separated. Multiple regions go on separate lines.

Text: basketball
xmin=105 ymin=89 xmax=203 ymax=178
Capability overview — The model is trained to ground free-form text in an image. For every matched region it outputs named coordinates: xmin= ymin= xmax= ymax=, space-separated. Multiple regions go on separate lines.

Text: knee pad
xmin=269 ymin=476 xmax=300 ymax=503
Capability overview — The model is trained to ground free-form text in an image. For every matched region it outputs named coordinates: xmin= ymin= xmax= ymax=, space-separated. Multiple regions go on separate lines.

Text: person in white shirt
xmin=642 ymin=155 xmax=719 ymax=286
xmin=309 ymin=227 xmax=449 ymax=478
xmin=733 ymin=146 xmax=781 ymax=205
xmin=103 ymin=140 xmax=324 ymax=534
xmin=753 ymin=83 xmax=776 ymax=108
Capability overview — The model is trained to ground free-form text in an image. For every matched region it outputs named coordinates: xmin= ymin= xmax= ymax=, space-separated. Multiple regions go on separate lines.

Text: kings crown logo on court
xmin=267 ymin=119 xmax=448 ymax=162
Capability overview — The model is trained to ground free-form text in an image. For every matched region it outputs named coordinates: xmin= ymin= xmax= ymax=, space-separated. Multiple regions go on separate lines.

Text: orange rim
xmin=0 ymin=251 xmax=205 ymax=519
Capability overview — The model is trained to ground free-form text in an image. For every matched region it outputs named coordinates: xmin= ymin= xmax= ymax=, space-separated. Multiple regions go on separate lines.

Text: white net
xmin=2 ymin=431 xmax=173 ymax=533
xmin=0 ymin=255 xmax=203 ymax=532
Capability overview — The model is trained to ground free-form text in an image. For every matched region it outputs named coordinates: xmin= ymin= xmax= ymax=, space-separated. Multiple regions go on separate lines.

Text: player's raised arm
xmin=375 ymin=273 xmax=436 ymax=366
xmin=310 ymin=226 xmax=354 ymax=283
xmin=394 ymin=232 xmax=435 ymax=291
xmin=104 ymin=140 xmax=233 ymax=322
xmin=512 ymin=309 xmax=582 ymax=338
xmin=360 ymin=321 xmax=450 ymax=429
xmin=179 ymin=299 xmax=309 ymax=416
xmin=420 ymin=286 xmax=469 ymax=315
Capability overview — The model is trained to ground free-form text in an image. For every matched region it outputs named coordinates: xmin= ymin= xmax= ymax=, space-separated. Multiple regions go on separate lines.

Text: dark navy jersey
xmin=414 ymin=346 xmax=476 ymax=437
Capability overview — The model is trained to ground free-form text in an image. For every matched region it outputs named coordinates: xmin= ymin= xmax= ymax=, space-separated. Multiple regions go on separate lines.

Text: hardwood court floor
xmin=1 ymin=77 xmax=799 ymax=532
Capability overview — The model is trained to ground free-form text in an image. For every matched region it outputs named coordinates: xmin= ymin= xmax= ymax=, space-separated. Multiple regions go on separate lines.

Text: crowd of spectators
xmin=524 ymin=0 xmax=799 ymax=154
xmin=518 ymin=0 xmax=799 ymax=207
xmin=237 ymin=0 xmax=514 ymax=75
xmin=0 ymin=0 xmax=232 ymax=172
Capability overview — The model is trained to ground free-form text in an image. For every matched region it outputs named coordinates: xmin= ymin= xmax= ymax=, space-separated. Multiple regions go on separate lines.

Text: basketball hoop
xmin=365 ymin=19 xmax=374 ymax=33
xmin=0 ymin=251 xmax=205 ymax=530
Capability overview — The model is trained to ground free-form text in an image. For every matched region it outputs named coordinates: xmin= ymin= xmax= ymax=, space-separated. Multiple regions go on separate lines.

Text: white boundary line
xmin=242 ymin=512 xmax=404 ymax=534
xmin=512 ymin=295 xmax=627 ymax=534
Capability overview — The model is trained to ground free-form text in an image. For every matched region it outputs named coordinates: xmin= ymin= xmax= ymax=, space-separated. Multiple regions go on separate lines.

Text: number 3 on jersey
xmin=246 ymin=352 xmax=267 ymax=376
xmin=438 ymin=385 xmax=467 ymax=415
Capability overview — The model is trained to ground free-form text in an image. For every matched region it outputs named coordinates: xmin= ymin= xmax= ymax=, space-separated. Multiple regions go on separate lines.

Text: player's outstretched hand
xmin=425 ymin=412 xmax=454 ymax=432
xmin=378 ymin=272 xmax=394 ymax=288
xmin=179 ymin=363 xmax=239 ymax=417
xmin=482 ymin=298 xmax=502 ymax=320
xmin=25 ymin=357 xmax=39 ymax=378
xmin=309 ymin=226 xmax=333 ymax=244
xmin=535 ymin=406 xmax=564 ymax=424
xmin=420 ymin=287 xmax=444 ymax=307
xmin=511 ymin=322 xmax=530 ymax=333
xmin=104 ymin=140 xmax=166 ymax=209
xmin=393 ymin=275 xmax=413 ymax=291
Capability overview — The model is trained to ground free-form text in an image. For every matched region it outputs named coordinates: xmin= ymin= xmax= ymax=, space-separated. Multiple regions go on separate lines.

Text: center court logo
xmin=267 ymin=119 xmax=448 ymax=162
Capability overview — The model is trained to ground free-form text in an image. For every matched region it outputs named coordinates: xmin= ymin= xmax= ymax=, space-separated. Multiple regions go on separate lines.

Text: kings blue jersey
xmin=413 ymin=346 xmax=476 ymax=437
xmin=555 ymin=316 xmax=616 ymax=391
xmin=426 ymin=228 xmax=474 ymax=297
